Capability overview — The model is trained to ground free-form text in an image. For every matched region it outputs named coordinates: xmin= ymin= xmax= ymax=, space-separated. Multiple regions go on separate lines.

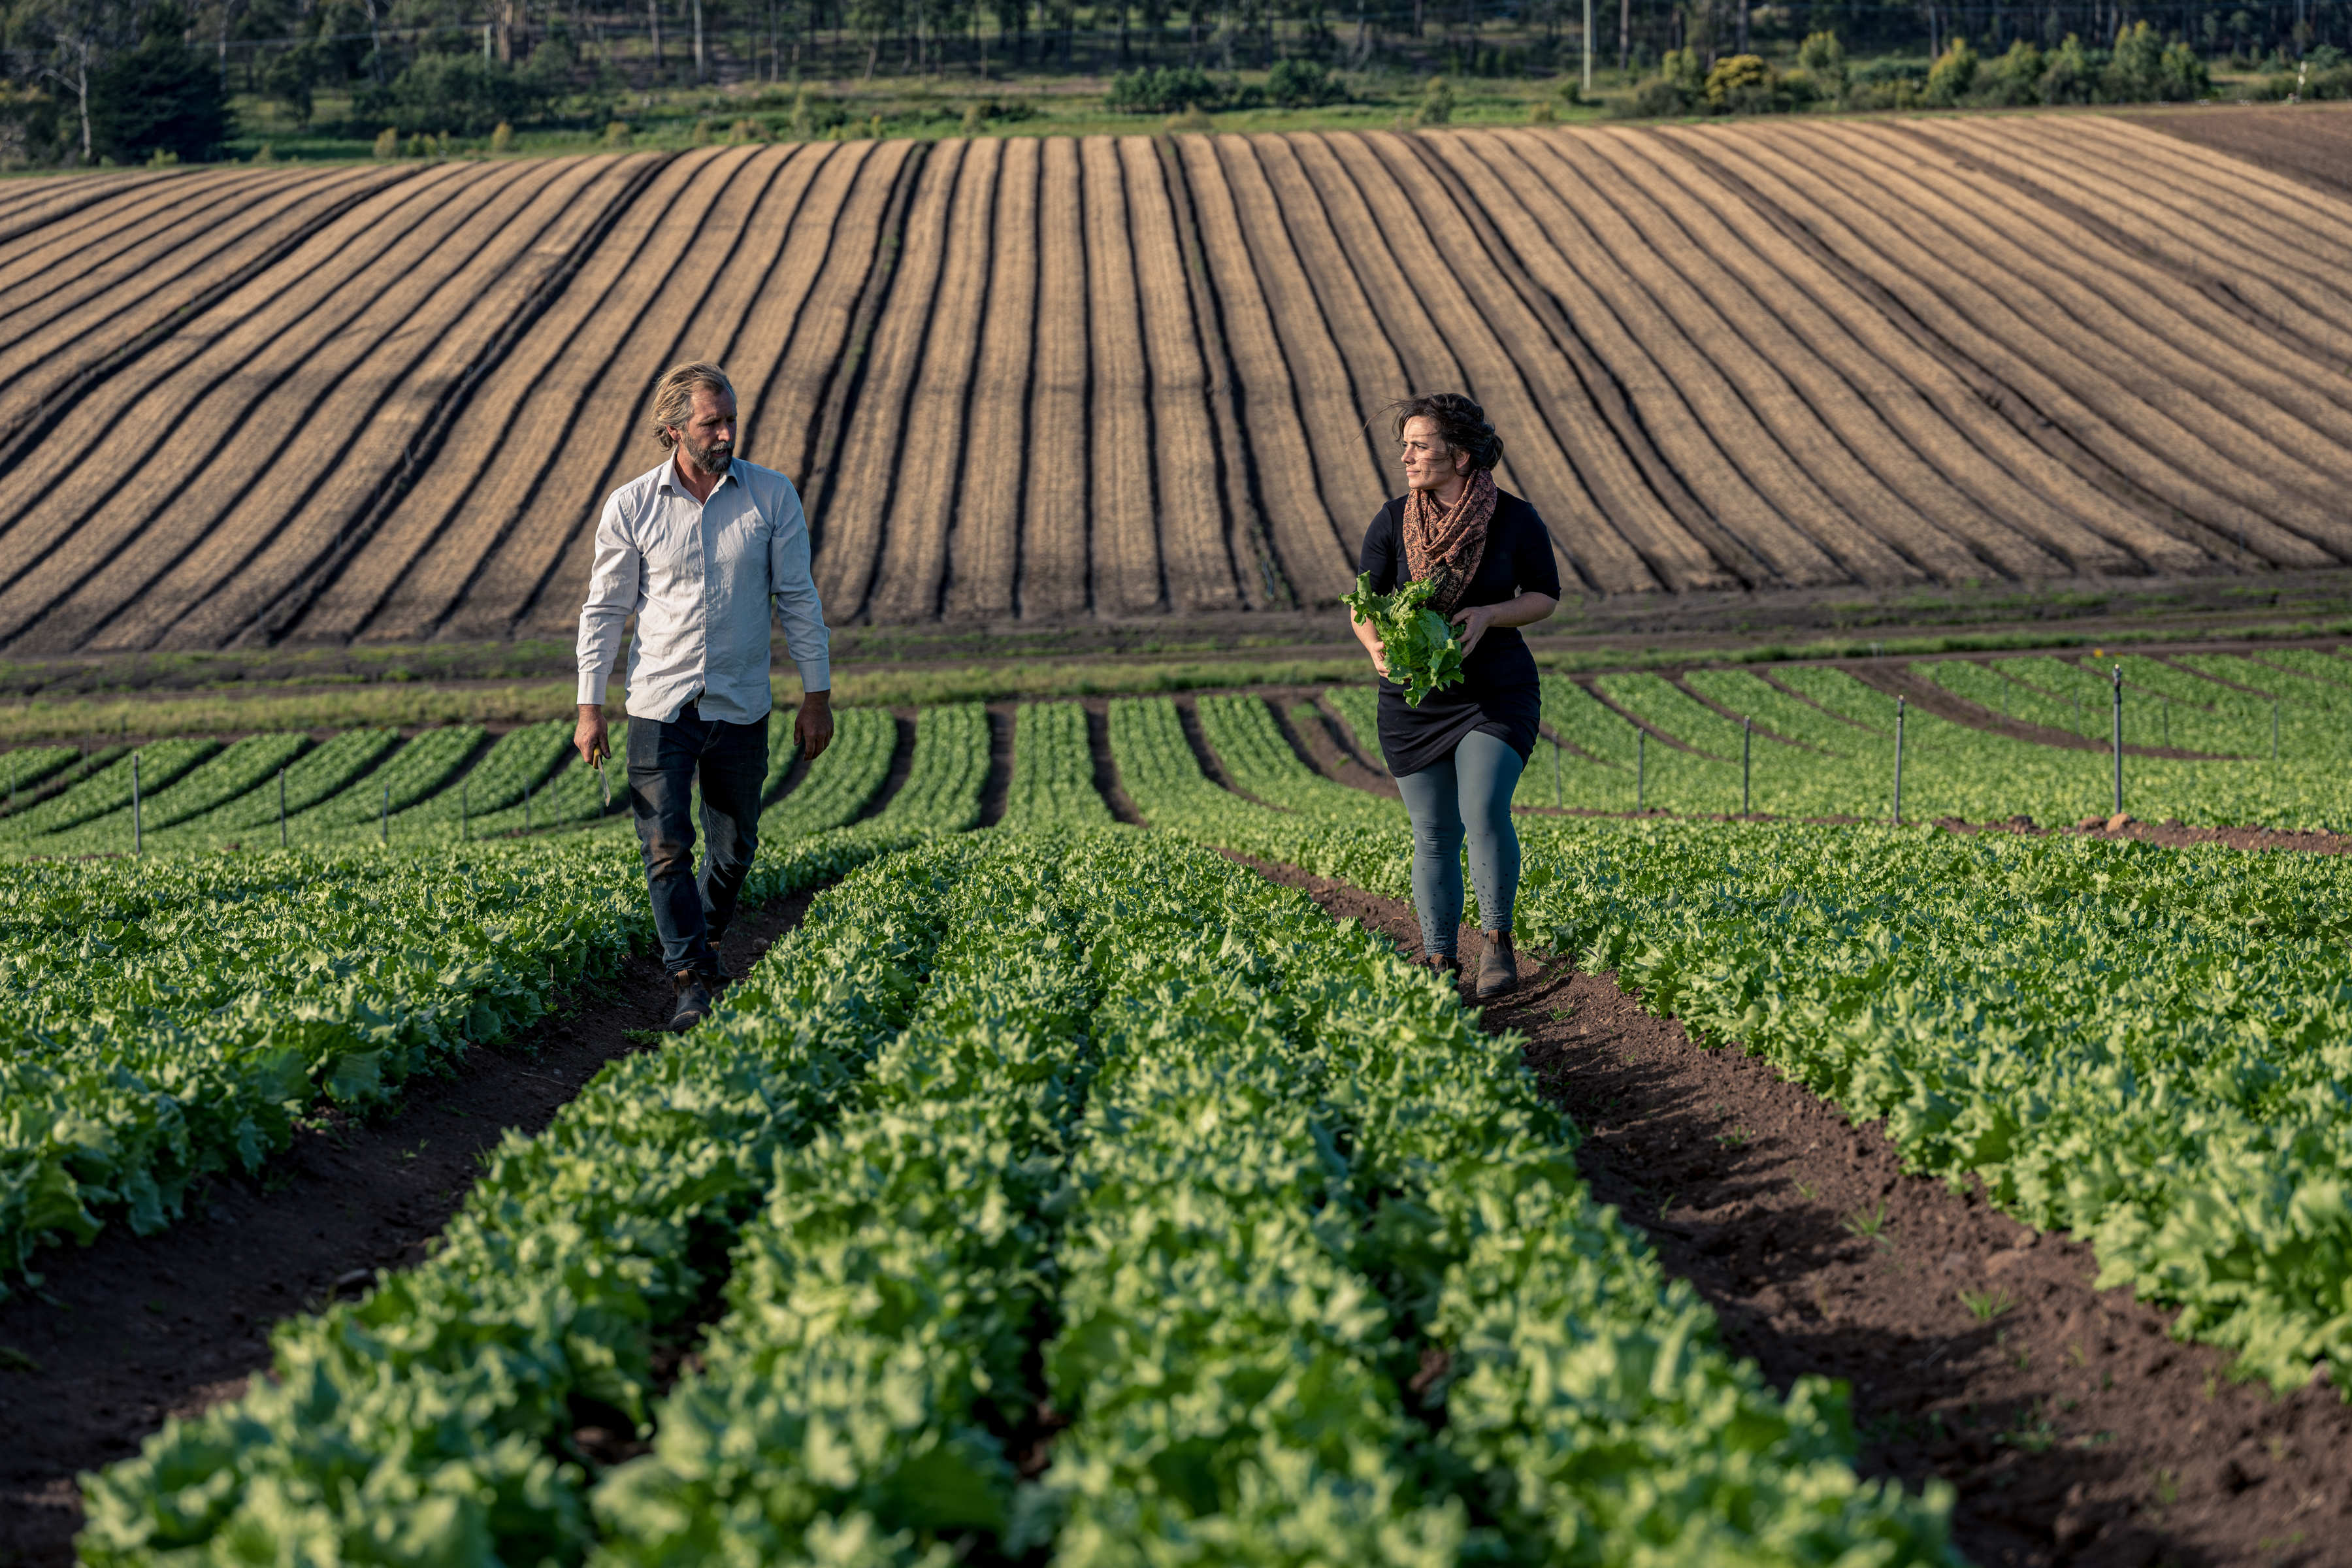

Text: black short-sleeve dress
xmin=1358 ymin=490 xmax=1562 ymax=779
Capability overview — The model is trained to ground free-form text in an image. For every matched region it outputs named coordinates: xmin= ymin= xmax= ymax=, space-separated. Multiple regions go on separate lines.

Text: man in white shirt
xmin=575 ymin=361 xmax=834 ymax=1032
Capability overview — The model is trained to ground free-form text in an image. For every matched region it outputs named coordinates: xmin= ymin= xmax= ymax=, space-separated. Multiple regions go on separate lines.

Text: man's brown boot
xmin=1475 ymin=930 xmax=1518 ymax=1000
xmin=667 ymin=970 xmax=713 ymax=1033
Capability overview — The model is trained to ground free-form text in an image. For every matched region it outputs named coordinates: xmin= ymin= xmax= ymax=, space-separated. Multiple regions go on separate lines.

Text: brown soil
xmin=0 ymin=894 xmax=816 ymax=1568
xmin=1239 ymin=855 xmax=2352 ymax=1568
xmin=1277 ymin=698 xmax=1399 ymax=797
xmin=976 ymin=701 xmax=1017 ymax=827
xmin=2133 ymin=103 xmax=2352 ymax=203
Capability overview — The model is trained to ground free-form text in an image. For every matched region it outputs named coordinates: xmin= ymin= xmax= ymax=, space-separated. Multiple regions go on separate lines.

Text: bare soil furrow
xmin=1214 ymin=137 xmax=1391 ymax=542
xmin=1321 ymin=131 xmax=1673 ymax=594
xmin=1597 ymin=127 xmax=2210 ymax=578
xmin=1018 ymin=135 xmax=1090 ymax=619
xmin=1789 ymin=123 xmax=2352 ymax=530
xmin=440 ymin=144 xmax=782 ymax=643
xmin=868 ymin=137 xmax=1002 ymax=624
xmin=1245 ymin=135 xmax=1418 ymax=506
xmin=1175 ymin=135 xmax=1355 ymax=606
xmin=1372 ymin=130 xmax=1759 ymax=593
xmin=1923 ymin=118 xmax=2352 ymax=364
xmin=1079 ymin=135 xmax=1162 ymax=615
xmin=0 ymin=168 xmax=269 ymax=333
xmin=338 ymin=150 xmax=723 ymax=645
xmin=1522 ymin=128 xmax=2077 ymax=585
xmin=0 ymin=896 xmax=817 ymax=1568
xmin=2084 ymin=112 xmax=2352 ymax=259
xmin=0 ymin=165 xmax=406 ymax=460
xmin=943 ymin=135 xmax=1039 ymax=621
xmin=717 ymin=142 xmax=860 ymax=461
xmin=1123 ymin=134 xmax=1245 ymax=613
xmin=1831 ymin=123 xmax=2352 ymax=487
xmin=0 ymin=170 xmax=171 ymax=249
xmin=1281 ymin=136 xmax=1491 ymax=459
xmin=0 ymin=162 xmax=489 ymax=641
xmin=291 ymin=151 xmax=679 ymax=645
xmin=1672 ymin=124 xmax=2344 ymax=568
xmin=514 ymin=143 xmax=831 ymax=642
xmin=1470 ymin=127 xmax=1930 ymax=587
xmin=1254 ymin=863 xmax=2352 ymax=1568
xmin=740 ymin=139 xmax=907 ymax=498
xmin=811 ymin=138 xmax=965 ymax=618
xmin=4 ymin=159 xmax=550 ymax=656
xmin=122 ymin=157 xmax=638 ymax=654
xmin=0 ymin=169 xmax=225 ymax=287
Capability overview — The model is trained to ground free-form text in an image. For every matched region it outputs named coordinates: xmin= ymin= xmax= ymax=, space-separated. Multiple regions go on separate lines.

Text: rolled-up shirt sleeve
xmin=577 ymin=490 xmax=640 ymax=707
xmin=766 ymin=479 xmax=830 ymax=693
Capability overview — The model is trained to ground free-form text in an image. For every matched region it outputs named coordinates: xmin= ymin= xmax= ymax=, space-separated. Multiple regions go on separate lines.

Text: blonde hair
xmin=647 ymin=361 xmax=735 ymax=449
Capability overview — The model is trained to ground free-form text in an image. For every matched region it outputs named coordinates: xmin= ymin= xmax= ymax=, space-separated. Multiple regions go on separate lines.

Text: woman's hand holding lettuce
xmin=1345 ymin=573 xmax=1465 ymax=707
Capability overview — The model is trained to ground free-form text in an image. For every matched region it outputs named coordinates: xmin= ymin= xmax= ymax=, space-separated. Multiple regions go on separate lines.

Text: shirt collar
xmin=659 ymin=455 xmax=737 ymax=495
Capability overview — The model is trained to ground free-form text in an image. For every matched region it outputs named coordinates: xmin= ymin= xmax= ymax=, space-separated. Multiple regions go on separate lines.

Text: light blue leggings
xmin=1393 ymin=729 xmax=1525 ymax=960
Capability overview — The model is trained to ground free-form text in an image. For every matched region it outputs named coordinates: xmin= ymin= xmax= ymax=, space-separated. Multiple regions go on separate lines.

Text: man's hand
xmin=576 ymin=704 xmax=610 ymax=767
xmin=796 ymin=690 xmax=834 ymax=763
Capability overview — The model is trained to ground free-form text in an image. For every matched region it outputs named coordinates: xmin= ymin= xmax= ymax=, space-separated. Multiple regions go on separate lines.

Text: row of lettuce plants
xmin=86 ymin=830 xmax=1957 ymax=1565
xmin=76 ymin=823 xmax=940 ymax=1564
xmin=997 ymin=700 xmax=1115 ymax=828
xmin=1162 ymin=779 xmax=2352 ymax=1396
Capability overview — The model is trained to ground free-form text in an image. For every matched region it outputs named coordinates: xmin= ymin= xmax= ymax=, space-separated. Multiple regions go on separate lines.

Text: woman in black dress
xmin=1349 ymin=393 xmax=1560 ymax=997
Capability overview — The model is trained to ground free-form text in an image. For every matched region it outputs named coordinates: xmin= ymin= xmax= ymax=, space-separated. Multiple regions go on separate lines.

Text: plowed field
xmin=3 ymin=112 xmax=2349 ymax=649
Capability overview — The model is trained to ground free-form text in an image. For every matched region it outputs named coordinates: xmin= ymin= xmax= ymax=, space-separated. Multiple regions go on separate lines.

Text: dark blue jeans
xmin=627 ymin=702 xmax=768 ymax=976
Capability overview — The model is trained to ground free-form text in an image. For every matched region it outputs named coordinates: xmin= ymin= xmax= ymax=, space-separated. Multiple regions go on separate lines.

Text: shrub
xmin=372 ymin=125 xmax=399 ymax=157
xmin=2036 ymin=33 xmax=2096 ymax=102
xmin=1924 ymin=37 xmax=1978 ymax=103
xmin=1107 ymin=65 xmax=1224 ymax=112
xmin=602 ymin=120 xmax=631 ymax=147
xmin=1703 ymin=52 xmax=1778 ymax=112
xmin=1527 ymin=96 xmax=1558 ymax=122
xmin=489 ymin=120 xmax=514 ymax=152
xmin=1165 ymin=102 xmax=1215 ymax=131
xmin=1796 ymin=29 xmax=1846 ymax=94
xmin=355 ymin=53 xmax=554 ymax=137
xmin=1609 ymin=46 xmax=1703 ymax=116
xmin=1267 ymin=57 xmax=1346 ymax=106
xmin=1416 ymin=73 xmax=1456 ymax=123
xmin=1972 ymin=41 xmax=2045 ymax=105
xmin=2105 ymin=20 xmax=2205 ymax=99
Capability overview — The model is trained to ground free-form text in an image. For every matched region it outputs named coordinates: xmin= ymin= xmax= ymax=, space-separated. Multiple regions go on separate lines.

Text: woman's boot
xmin=1475 ymin=930 xmax=1518 ymax=999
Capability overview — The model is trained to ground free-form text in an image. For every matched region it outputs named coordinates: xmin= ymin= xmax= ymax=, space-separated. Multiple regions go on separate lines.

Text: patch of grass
xmin=0 ymin=1345 xmax=38 ymax=1372
xmin=1959 ymin=1286 xmax=2014 ymax=1322
xmin=1841 ymin=1201 xmax=1893 ymax=1246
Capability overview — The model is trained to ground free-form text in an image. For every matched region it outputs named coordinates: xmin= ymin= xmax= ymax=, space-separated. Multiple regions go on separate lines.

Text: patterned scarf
xmin=1401 ymin=467 xmax=1498 ymax=618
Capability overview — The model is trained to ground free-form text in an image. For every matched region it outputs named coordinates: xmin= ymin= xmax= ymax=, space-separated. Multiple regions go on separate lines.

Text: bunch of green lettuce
xmin=1344 ymin=572 xmax=1465 ymax=707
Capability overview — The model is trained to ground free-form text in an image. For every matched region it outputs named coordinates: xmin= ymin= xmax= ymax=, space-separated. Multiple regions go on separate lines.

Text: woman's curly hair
xmin=1384 ymin=392 xmax=1503 ymax=473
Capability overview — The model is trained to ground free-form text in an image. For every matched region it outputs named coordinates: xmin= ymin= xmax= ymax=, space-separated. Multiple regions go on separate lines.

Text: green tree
xmin=90 ymin=1 xmax=229 ymax=161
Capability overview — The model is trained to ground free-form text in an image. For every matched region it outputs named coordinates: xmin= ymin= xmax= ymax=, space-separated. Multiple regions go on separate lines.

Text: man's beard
xmin=681 ymin=437 xmax=732 ymax=476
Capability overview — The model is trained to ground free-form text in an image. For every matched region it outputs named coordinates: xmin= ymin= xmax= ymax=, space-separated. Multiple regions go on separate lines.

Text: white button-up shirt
xmin=576 ymin=457 xmax=830 ymax=725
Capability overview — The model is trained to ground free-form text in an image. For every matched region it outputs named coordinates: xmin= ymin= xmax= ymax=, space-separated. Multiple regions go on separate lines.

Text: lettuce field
xmin=7 ymin=648 xmax=2352 ymax=1563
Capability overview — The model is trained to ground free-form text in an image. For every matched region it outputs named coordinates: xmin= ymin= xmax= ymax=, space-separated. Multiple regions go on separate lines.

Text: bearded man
xmin=575 ymin=361 xmax=834 ymax=1032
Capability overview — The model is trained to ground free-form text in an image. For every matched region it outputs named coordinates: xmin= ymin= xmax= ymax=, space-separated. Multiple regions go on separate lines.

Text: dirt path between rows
xmin=1237 ymin=855 xmax=2352 ymax=1568
xmin=0 ymin=893 xmax=817 ymax=1567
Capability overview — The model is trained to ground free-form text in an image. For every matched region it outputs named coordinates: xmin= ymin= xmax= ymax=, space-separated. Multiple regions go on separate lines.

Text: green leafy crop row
xmin=86 ymin=832 xmax=1955 ymax=1565
xmin=1198 ymin=807 xmax=2352 ymax=1395
xmin=998 ymin=700 xmax=1115 ymax=828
